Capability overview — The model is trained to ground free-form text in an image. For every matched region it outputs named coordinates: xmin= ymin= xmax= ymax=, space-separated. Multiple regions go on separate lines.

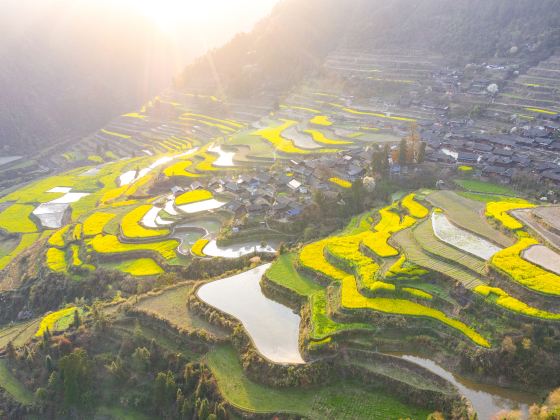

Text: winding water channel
xmin=389 ymin=353 xmax=540 ymax=419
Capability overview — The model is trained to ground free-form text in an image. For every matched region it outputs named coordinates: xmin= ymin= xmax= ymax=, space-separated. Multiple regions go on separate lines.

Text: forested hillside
xmin=0 ymin=1 xmax=176 ymax=154
xmin=181 ymin=0 xmax=560 ymax=97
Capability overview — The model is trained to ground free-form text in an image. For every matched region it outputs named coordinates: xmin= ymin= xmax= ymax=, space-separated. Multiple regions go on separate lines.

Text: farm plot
xmin=394 ymin=227 xmax=484 ymax=290
xmin=90 ymin=234 xmax=179 ymax=260
xmin=283 ymin=127 xmax=324 ymax=149
xmin=454 ymin=179 xmax=517 ymax=196
xmin=414 ymin=219 xmax=487 ymax=275
xmin=361 ymin=202 xmax=418 ymax=258
xmin=175 ymin=189 xmax=213 ymax=206
xmin=431 ymin=212 xmax=502 ymax=260
xmin=265 ymin=254 xmax=372 ymax=340
xmin=401 ymin=194 xmax=429 ymax=219
xmin=201 ymin=240 xmax=276 ymax=258
xmin=134 ymin=283 xmax=228 ymax=337
xmin=253 ymin=120 xmax=338 ymax=155
xmin=303 ymin=129 xmax=352 ymax=145
xmin=512 ymin=208 xmax=560 ymax=251
xmin=474 ymin=285 xmax=560 ymax=320
xmin=0 ymin=233 xmax=41 ymax=272
xmin=486 ymin=201 xmax=536 ymax=231
xmin=107 ymin=258 xmax=164 ymax=276
xmin=120 ymin=205 xmax=171 ymax=240
xmin=83 ymin=212 xmax=116 ymax=237
xmin=35 ymin=306 xmax=80 ymax=337
xmin=207 ymin=144 xmax=237 ymax=167
xmin=523 ymin=245 xmax=560 ymax=275
xmin=491 ymin=236 xmax=560 ymax=296
xmin=177 ymin=199 xmax=226 ymax=214
xmin=0 ymin=204 xmax=38 ymax=233
xmin=427 ymin=191 xmax=513 ymax=247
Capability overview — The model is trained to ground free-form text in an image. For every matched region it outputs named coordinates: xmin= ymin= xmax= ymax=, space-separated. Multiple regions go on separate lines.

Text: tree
xmin=72 ymin=309 xmax=81 ymax=329
xmin=5 ymin=341 xmax=15 ymax=360
xmin=417 ymin=142 xmax=427 ymax=163
xmin=197 ymin=398 xmax=210 ymax=420
xmin=398 ymin=138 xmax=408 ymax=166
xmin=371 ymin=147 xmax=389 ymax=179
xmin=180 ymin=397 xmax=193 ymax=419
xmin=131 ymin=347 xmax=151 ymax=371
xmin=350 ymin=178 xmax=365 ymax=213
xmin=153 ymin=370 xmax=177 ymax=410
xmin=45 ymin=355 xmax=53 ymax=373
xmin=58 ymin=348 xmax=93 ymax=408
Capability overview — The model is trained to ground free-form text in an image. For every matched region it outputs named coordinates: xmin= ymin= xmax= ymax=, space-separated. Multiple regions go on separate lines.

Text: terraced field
xmin=393 ymin=227 xmax=484 ymax=290
xmin=413 ymin=219 xmax=487 ymax=275
xmin=294 ymin=196 xmax=491 ymax=348
xmin=426 ymin=191 xmax=513 ymax=247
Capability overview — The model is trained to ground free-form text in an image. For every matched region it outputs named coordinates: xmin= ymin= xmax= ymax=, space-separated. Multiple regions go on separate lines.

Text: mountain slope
xmin=180 ymin=0 xmax=560 ymax=97
xmin=0 ymin=1 xmax=176 ymax=154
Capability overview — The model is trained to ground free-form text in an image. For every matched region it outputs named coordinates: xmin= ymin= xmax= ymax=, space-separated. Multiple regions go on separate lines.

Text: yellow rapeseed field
xmin=304 ymin=129 xmax=351 ymax=145
xmin=121 ymin=205 xmax=170 ymax=239
xmin=35 ymin=306 xmax=77 ymax=337
xmin=114 ymin=258 xmax=163 ymax=276
xmin=175 ymin=190 xmax=213 ymax=206
xmin=329 ymin=177 xmax=352 ymax=188
xmin=474 ymin=285 xmax=560 ymax=320
xmin=491 ymin=237 xmax=560 ymax=295
xmin=191 ymin=239 xmax=209 ymax=257
xmin=309 ymin=115 xmax=333 ymax=126
xmin=90 ymin=234 xmax=178 ymax=260
xmin=83 ymin=212 xmax=116 ymax=237
xmin=46 ymin=247 xmax=67 ymax=272
xmin=485 ymin=201 xmax=535 ymax=230
xmin=401 ymin=194 xmax=429 ymax=219
xmin=48 ymin=226 xmax=70 ymax=248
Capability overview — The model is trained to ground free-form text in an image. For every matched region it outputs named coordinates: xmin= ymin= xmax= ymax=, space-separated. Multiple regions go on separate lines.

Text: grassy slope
xmin=266 ymin=253 xmax=323 ymax=296
xmin=458 ymin=192 xmax=528 ymax=204
xmin=266 ymin=254 xmax=373 ymax=339
xmin=206 ymin=345 xmax=430 ymax=420
xmin=454 ymin=179 xmax=517 ymax=196
xmin=0 ymin=360 xmax=34 ymax=405
xmin=133 ymin=284 xmax=228 ymax=338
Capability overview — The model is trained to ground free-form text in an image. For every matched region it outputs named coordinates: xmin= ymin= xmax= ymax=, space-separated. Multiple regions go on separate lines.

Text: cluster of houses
xmin=169 ymin=149 xmax=372 ymax=230
xmin=422 ymin=113 xmax=560 ymax=185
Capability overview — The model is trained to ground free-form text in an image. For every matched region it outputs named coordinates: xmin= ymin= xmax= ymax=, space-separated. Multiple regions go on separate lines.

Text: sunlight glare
xmin=131 ymin=0 xmax=266 ymax=33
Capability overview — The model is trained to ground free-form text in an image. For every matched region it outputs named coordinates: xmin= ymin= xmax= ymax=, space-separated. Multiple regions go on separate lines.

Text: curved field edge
xmin=205 ymin=345 xmax=430 ymax=419
xmin=264 ymin=253 xmax=373 ymax=340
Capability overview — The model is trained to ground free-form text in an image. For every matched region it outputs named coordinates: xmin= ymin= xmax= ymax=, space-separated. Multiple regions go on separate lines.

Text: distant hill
xmin=180 ymin=0 xmax=560 ymax=97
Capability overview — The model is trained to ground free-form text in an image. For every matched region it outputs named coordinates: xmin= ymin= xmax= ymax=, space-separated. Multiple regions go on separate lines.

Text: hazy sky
xmin=2 ymin=0 xmax=280 ymax=70
xmin=127 ymin=0 xmax=281 ymax=66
